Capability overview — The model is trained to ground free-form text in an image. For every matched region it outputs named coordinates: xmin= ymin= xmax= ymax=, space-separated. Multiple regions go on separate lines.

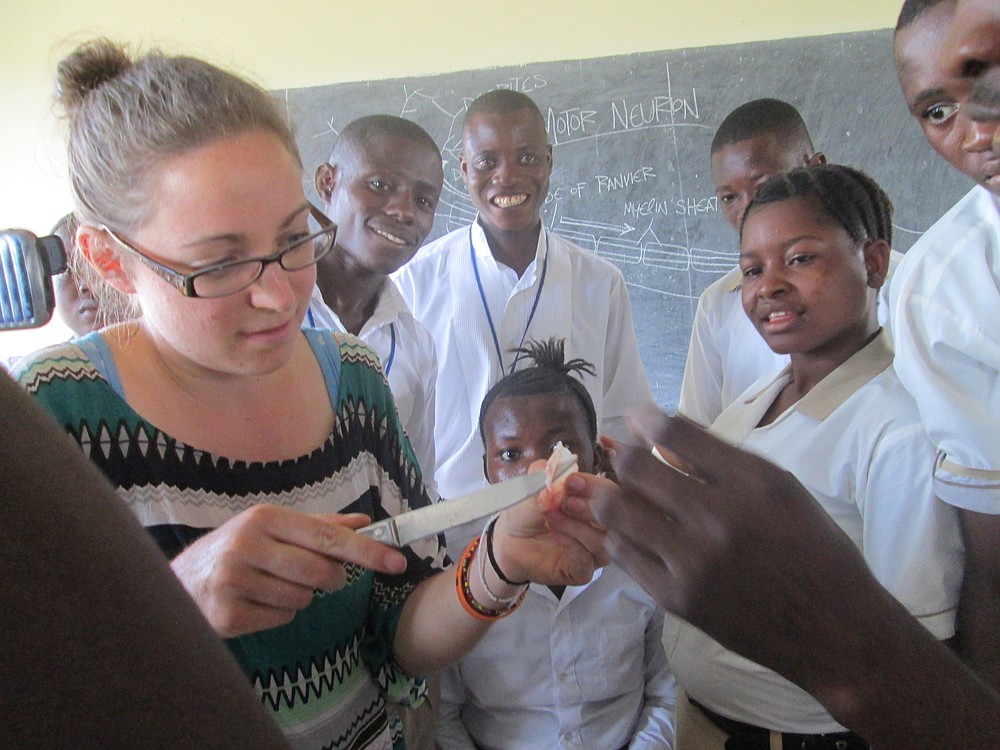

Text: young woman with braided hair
xmin=658 ymin=164 xmax=965 ymax=750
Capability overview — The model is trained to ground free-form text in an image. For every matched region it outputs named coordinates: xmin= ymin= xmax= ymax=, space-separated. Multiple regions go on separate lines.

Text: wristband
xmin=485 ymin=514 xmax=529 ymax=586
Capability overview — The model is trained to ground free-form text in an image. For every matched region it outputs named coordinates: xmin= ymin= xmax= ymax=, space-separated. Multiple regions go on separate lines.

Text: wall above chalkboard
xmin=280 ymin=28 xmax=972 ymax=409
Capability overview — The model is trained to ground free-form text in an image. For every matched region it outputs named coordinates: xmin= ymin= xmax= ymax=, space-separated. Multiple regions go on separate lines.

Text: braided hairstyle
xmin=478 ymin=338 xmax=598 ymax=444
xmin=740 ymin=164 xmax=894 ymax=248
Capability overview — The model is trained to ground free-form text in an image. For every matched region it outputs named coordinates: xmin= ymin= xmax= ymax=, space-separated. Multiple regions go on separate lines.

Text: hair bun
xmin=55 ymin=38 xmax=133 ymax=114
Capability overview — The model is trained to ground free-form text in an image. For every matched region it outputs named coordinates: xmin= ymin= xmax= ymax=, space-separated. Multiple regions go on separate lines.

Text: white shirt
xmin=680 ymin=254 xmax=903 ymax=428
xmin=665 ymin=331 xmax=964 ymax=734
xmin=677 ymin=267 xmax=786 ymax=427
xmin=438 ymin=564 xmax=676 ymax=750
xmin=394 ymin=221 xmax=654 ymax=500
xmin=307 ymin=281 xmax=438 ymax=497
xmin=888 ymin=186 xmax=1000 ymax=513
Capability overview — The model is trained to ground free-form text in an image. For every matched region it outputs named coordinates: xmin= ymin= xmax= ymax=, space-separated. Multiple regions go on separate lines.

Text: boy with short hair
xmin=308 ymin=115 xmax=442 ymax=494
xmin=437 ymin=338 xmax=675 ymax=750
xmin=306 ymin=116 xmax=444 ymax=750
xmin=891 ymin=0 xmax=1000 ymax=689
xmin=394 ymin=90 xmax=652 ymax=507
xmin=677 ymin=99 xmax=825 ymax=427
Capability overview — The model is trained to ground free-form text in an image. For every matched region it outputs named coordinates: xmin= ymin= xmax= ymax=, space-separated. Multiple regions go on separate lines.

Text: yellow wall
xmin=0 ymin=0 xmax=903 ymax=354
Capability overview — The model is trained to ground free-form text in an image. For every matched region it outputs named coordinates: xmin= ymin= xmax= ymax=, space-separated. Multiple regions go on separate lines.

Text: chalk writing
xmin=675 ymin=196 xmax=719 ymax=215
xmin=596 ymin=166 xmax=657 ymax=194
xmin=546 ymin=107 xmax=598 ymax=139
xmin=611 ymin=92 xmax=700 ymax=132
xmin=624 ymin=198 xmax=672 ymax=218
xmin=496 ymin=74 xmax=548 ymax=93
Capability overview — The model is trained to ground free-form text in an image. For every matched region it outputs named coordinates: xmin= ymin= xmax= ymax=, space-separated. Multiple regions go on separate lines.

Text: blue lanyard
xmin=470 ymin=225 xmax=549 ymax=376
xmin=306 ymin=308 xmax=395 ymax=377
xmin=384 ymin=322 xmax=396 ymax=377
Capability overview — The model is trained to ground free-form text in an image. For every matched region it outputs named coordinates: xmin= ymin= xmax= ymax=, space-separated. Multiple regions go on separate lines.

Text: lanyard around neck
xmin=470 ymin=225 xmax=549 ymax=377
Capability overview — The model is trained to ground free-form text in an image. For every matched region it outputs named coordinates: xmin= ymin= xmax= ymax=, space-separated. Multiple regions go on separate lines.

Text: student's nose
xmin=385 ymin=190 xmax=416 ymax=224
xmin=755 ymin=264 xmax=789 ymax=298
xmin=963 ymin=118 xmax=996 ymax=152
xmin=490 ymin=158 xmax=517 ymax=186
xmin=733 ymin=197 xmax=752 ymax=229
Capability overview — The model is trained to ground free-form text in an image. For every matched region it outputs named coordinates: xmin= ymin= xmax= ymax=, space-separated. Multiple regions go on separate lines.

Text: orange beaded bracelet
xmin=455 ymin=534 xmax=528 ymax=621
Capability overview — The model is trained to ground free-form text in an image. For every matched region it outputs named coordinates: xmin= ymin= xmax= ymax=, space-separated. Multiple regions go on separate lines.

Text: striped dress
xmin=15 ymin=328 xmax=447 ymax=750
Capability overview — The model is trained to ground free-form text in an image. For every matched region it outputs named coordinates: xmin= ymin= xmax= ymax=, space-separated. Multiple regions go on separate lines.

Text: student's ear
xmin=807 ymin=151 xmax=828 ymax=167
xmin=591 ymin=440 xmax=607 ymax=473
xmin=592 ymin=439 xmax=618 ymax=483
xmin=863 ymin=238 xmax=891 ymax=289
xmin=481 ymin=452 xmax=491 ymax=483
xmin=314 ymin=162 xmax=338 ymax=202
xmin=76 ymin=226 xmax=136 ymax=294
xmin=545 ymin=143 xmax=554 ymax=170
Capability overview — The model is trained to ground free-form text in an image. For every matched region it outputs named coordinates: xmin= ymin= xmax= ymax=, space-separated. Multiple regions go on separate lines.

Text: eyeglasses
xmin=101 ymin=204 xmax=337 ymax=299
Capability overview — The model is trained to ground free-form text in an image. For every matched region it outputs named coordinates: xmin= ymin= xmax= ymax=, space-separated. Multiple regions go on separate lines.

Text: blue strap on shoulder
xmin=74 ymin=331 xmax=126 ymax=398
xmin=303 ymin=328 xmax=342 ymax=407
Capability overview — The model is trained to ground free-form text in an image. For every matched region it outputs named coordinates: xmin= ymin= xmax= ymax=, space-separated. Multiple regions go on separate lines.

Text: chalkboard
xmin=279 ymin=29 xmax=972 ymax=409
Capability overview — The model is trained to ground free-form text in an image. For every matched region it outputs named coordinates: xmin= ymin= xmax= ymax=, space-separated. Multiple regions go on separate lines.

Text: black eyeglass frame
xmin=100 ymin=203 xmax=337 ymax=299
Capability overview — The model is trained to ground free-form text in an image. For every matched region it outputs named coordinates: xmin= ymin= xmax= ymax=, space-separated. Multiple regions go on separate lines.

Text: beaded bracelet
xmin=455 ymin=534 xmax=528 ymax=621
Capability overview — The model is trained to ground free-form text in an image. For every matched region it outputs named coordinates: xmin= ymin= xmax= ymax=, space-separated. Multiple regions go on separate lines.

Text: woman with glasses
xmin=13 ymin=39 xmax=606 ymax=750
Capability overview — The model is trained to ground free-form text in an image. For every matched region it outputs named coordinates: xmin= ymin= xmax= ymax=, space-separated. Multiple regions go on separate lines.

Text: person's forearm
xmin=791 ymin=575 xmax=1000 ymax=748
xmin=957 ymin=509 xmax=1000 ymax=691
xmin=393 ymin=544 xmax=523 ymax=676
xmin=393 ymin=569 xmax=490 ymax=676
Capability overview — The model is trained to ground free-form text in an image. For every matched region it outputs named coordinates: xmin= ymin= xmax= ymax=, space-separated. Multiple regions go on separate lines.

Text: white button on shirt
xmin=394 ymin=220 xmax=654 ymax=500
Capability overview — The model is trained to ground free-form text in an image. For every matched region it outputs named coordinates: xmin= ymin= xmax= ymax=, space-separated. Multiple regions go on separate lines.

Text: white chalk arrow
xmin=559 ymin=216 xmax=635 ymax=236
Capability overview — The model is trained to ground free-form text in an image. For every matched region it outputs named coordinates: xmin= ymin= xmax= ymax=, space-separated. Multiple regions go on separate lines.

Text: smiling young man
xmin=307 ymin=115 xmax=443 ymax=493
xmin=394 ymin=90 xmax=652 ymax=507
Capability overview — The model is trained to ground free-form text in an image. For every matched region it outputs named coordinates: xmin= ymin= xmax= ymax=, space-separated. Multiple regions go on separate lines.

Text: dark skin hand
xmin=562 ymin=406 xmax=1000 ymax=749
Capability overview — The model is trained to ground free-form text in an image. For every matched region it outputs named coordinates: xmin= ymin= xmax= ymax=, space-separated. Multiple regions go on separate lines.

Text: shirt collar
xmin=742 ymin=328 xmax=893 ymax=421
xmin=471 ymin=215 xmax=545 ymax=281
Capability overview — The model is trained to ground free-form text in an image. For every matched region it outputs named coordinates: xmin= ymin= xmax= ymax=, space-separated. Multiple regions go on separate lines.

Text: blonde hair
xmin=55 ymin=38 xmax=302 ymax=233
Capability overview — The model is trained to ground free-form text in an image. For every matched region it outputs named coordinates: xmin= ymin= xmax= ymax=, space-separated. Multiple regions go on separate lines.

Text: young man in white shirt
xmin=307 ymin=116 xmax=442 ymax=494
xmin=677 ymin=99 xmax=825 ymax=426
xmin=394 ymin=90 xmax=652 ymax=505
xmin=892 ymin=0 xmax=1000 ymax=689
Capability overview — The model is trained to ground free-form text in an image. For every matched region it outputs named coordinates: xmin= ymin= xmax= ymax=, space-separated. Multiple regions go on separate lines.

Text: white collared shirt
xmin=307 ymin=281 xmax=438 ymax=497
xmin=437 ymin=565 xmax=676 ymax=750
xmin=665 ymin=331 xmax=964 ymax=734
xmin=677 ymin=267 xmax=787 ymax=427
xmin=394 ymin=220 xmax=654 ymax=500
xmin=888 ymin=186 xmax=1000 ymax=513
